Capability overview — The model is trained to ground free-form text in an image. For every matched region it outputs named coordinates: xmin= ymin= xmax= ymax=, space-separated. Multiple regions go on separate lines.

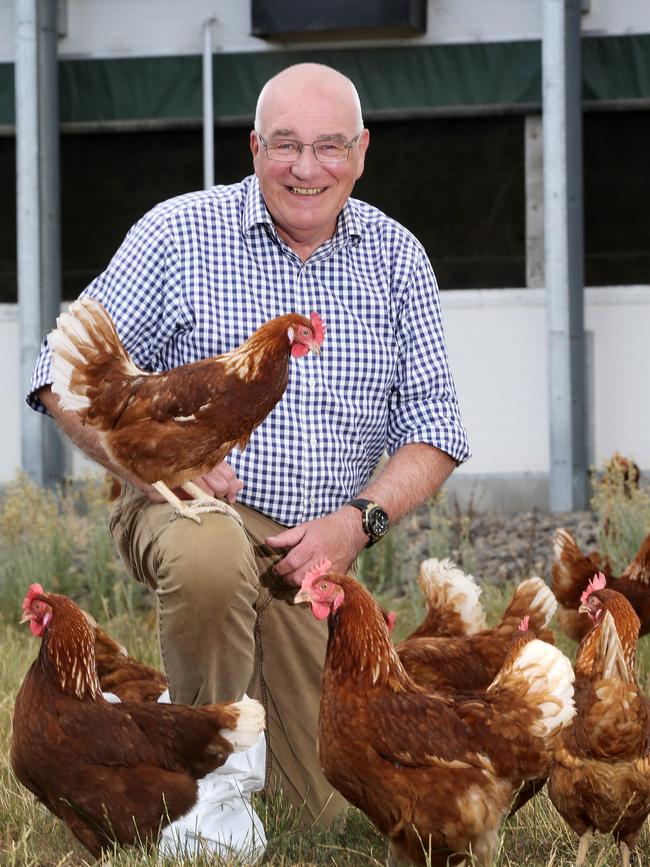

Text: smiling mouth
xmin=289 ymin=187 xmax=325 ymax=196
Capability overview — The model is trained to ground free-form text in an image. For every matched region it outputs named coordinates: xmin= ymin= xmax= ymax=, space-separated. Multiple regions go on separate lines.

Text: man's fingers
xmin=200 ymin=462 xmax=243 ymax=500
xmin=266 ymin=525 xmax=306 ymax=549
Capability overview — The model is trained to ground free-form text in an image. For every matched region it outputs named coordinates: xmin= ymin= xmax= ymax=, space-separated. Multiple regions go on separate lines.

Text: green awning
xmin=1 ymin=34 xmax=650 ymax=127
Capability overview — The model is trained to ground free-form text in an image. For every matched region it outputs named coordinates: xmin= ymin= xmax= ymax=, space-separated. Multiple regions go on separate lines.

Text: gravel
xmin=400 ymin=506 xmax=600 ymax=586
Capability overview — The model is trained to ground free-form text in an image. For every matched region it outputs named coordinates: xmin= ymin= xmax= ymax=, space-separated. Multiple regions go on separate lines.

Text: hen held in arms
xmin=48 ymin=297 xmax=325 ymax=523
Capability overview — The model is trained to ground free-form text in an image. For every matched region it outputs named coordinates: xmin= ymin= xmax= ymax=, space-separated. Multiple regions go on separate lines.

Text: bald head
xmin=254 ymin=63 xmax=364 ymax=134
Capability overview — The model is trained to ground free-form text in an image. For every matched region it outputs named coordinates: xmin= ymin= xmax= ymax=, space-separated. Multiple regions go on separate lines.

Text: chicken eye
xmin=300 ymin=328 xmax=310 ymax=336
xmin=319 ymin=581 xmax=330 ymax=591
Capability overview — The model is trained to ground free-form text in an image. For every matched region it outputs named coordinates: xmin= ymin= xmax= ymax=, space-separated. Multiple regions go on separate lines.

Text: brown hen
xmin=11 ymin=584 xmax=265 ymax=858
xmin=397 ymin=558 xmax=557 ymax=694
xmin=548 ymin=577 xmax=650 ymax=867
xmin=552 ymin=527 xmax=650 ymax=641
xmin=48 ymin=297 xmax=324 ymax=523
xmin=87 ymin=613 xmax=168 ymax=703
xmin=295 ymin=562 xmax=575 ymax=867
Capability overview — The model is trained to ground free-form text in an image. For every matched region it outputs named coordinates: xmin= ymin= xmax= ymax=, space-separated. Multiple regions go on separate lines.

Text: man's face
xmin=251 ymin=82 xmax=369 ymax=252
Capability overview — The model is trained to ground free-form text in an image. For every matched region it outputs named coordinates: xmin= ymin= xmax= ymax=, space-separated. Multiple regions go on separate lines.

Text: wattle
xmin=311 ymin=601 xmax=331 ymax=620
xmin=291 ymin=344 xmax=309 ymax=358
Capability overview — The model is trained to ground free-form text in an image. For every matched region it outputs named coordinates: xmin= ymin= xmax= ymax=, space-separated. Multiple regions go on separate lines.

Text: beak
xmin=293 ymin=588 xmax=311 ymax=605
xmin=308 ymin=340 xmax=321 ymax=356
xmin=19 ymin=612 xmax=32 ymax=625
xmin=578 ymin=604 xmax=589 ymax=615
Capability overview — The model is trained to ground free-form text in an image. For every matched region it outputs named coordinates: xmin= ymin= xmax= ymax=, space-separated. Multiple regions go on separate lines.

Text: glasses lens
xmin=313 ymin=142 xmax=349 ymax=163
xmin=265 ymin=139 xmax=301 ymax=161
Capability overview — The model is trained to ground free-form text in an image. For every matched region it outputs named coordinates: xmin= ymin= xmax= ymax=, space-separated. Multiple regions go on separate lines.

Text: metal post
xmin=39 ymin=0 xmax=64 ymax=485
xmin=543 ymin=0 xmax=588 ymax=511
xmin=15 ymin=0 xmax=63 ymax=486
xmin=16 ymin=0 xmax=44 ymax=485
xmin=525 ymin=115 xmax=544 ymax=288
xmin=202 ymin=18 xmax=215 ymax=189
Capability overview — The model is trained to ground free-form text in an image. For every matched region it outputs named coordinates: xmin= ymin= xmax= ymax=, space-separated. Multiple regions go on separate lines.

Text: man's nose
xmin=292 ymin=145 xmax=319 ymax=169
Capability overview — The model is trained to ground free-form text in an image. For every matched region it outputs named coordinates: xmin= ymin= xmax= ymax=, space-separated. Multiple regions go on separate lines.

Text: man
xmin=28 ymin=63 xmax=470 ymax=828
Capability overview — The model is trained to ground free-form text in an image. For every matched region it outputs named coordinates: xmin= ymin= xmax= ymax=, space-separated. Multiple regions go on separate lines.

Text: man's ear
xmin=355 ymin=128 xmax=370 ymax=180
xmin=250 ymin=129 xmax=260 ymax=158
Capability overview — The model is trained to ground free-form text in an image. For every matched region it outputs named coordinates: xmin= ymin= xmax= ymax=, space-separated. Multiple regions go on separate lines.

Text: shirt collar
xmin=242 ymin=175 xmax=363 ymax=250
xmin=242 ymin=175 xmax=274 ymax=235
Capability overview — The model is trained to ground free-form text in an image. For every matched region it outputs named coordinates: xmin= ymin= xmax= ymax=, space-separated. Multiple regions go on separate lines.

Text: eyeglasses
xmin=256 ymin=132 xmax=360 ymax=164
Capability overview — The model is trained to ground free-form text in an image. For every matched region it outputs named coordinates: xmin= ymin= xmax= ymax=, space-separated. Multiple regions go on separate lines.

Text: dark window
xmin=583 ymin=111 xmax=650 ymax=286
xmin=355 ymin=115 xmax=526 ymax=289
xmin=0 ymin=137 xmax=17 ymax=302
xmin=2 ymin=110 xmax=649 ymax=303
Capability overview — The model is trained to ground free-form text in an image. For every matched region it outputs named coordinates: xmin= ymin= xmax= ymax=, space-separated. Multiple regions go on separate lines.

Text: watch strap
xmin=349 ymin=498 xmax=385 ymax=547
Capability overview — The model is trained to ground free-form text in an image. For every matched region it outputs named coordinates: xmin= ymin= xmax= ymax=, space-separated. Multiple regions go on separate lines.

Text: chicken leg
xmin=619 ymin=840 xmax=631 ymax=867
xmin=152 ymin=481 xmax=244 ymax=527
xmin=576 ymin=828 xmax=593 ymax=866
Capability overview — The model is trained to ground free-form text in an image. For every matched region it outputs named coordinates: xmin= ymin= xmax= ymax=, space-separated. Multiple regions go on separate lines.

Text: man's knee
xmin=155 ymin=514 xmax=258 ymax=610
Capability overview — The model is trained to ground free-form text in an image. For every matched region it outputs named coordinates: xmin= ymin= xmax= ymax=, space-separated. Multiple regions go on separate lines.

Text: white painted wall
xmin=439 ymin=286 xmax=650 ymax=478
xmin=4 ymin=286 xmax=649 ymax=488
xmin=2 ymin=0 xmax=650 ymax=63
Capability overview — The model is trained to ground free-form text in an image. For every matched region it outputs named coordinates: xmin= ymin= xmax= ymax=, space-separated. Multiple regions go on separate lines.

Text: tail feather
xmin=218 ymin=697 xmax=266 ymax=751
xmin=620 ymin=532 xmax=650 ymax=585
xmin=48 ymin=297 xmax=138 ymax=414
xmin=413 ymin=558 xmax=487 ymax=638
xmin=497 ymin=577 xmax=557 ymax=639
xmin=489 ymin=639 xmax=575 ymax=740
xmin=551 ymin=528 xmax=602 ymax=607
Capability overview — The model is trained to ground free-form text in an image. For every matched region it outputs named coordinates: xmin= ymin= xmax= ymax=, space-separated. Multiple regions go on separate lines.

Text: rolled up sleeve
xmin=386 ymin=251 xmax=470 ymax=464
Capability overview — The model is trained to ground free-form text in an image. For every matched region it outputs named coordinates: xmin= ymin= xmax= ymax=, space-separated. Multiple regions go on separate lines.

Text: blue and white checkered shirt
xmin=28 ymin=175 xmax=470 ymax=526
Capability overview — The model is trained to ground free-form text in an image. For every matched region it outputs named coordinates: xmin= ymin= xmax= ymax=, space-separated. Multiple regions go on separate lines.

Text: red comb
xmin=310 ymin=312 xmax=326 ymax=345
xmin=518 ymin=615 xmax=530 ymax=633
xmin=303 ymin=559 xmax=332 ymax=584
xmin=580 ymin=571 xmax=607 ymax=606
xmin=23 ymin=583 xmax=44 ymax=612
xmin=385 ymin=610 xmax=397 ymax=634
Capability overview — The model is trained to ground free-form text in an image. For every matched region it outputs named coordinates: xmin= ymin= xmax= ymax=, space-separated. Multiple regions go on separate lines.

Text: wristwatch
xmin=349 ymin=498 xmax=390 ymax=547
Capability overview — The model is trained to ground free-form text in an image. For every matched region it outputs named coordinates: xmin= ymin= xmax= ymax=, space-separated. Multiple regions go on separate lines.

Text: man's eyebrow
xmin=267 ymin=129 xmax=347 ymax=141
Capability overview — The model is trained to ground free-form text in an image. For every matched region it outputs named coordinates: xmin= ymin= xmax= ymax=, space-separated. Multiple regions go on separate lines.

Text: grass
xmin=1 ymin=462 xmax=649 ymax=866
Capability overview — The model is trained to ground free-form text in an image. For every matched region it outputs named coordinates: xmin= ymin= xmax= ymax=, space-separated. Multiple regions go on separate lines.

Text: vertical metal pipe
xmin=542 ymin=0 xmax=588 ymax=511
xmin=15 ymin=0 xmax=63 ymax=487
xmin=202 ymin=18 xmax=215 ymax=189
xmin=16 ymin=0 xmax=44 ymax=485
xmin=38 ymin=0 xmax=64 ymax=485
xmin=525 ymin=115 xmax=544 ymax=288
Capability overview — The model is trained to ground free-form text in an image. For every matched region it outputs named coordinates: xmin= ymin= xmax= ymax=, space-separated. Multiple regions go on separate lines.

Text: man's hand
xmin=266 ymin=507 xmax=367 ymax=587
xmin=145 ymin=461 xmax=243 ymax=504
xmin=190 ymin=462 xmax=244 ymax=502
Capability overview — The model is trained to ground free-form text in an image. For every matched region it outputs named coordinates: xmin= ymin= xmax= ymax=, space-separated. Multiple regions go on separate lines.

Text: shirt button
xmin=308 ymin=379 xmax=316 ymax=388
xmin=310 ymin=496 xmax=316 ymax=504
xmin=310 ymin=436 xmax=317 ymax=446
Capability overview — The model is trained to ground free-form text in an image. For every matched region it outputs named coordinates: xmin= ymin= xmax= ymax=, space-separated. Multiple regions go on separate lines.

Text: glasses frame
xmin=256 ymin=132 xmax=361 ymax=164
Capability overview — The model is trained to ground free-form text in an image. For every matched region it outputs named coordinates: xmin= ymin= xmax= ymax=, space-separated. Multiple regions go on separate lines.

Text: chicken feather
xmin=47 ymin=297 xmax=324 ymax=522
xmin=548 ymin=586 xmax=650 ymax=866
xmin=552 ymin=527 xmax=650 ymax=641
xmin=11 ymin=586 xmax=265 ymax=858
xmin=295 ymin=567 xmax=574 ymax=867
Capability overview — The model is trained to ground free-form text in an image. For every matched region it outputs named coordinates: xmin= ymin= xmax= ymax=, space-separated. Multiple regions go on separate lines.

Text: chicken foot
xmin=152 ymin=481 xmax=244 ymax=528
xmin=619 ymin=841 xmax=631 ymax=867
xmin=575 ymin=828 xmax=593 ymax=867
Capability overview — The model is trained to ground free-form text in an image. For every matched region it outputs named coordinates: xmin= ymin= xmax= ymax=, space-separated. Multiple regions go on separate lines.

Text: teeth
xmin=290 ymin=187 xmax=324 ymax=195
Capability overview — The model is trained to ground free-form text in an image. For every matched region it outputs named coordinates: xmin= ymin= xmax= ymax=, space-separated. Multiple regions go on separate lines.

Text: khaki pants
xmin=109 ymin=484 xmax=347 ymax=827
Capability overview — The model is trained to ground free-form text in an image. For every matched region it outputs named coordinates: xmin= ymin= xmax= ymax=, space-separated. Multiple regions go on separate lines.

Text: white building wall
xmin=442 ymin=287 xmax=650 ymax=483
xmin=2 ymin=0 xmax=650 ymax=63
xmin=3 ymin=286 xmax=648 ymax=488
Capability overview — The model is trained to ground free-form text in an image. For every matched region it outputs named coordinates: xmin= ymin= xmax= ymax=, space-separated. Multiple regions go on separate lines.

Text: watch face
xmin=367 ymin=507 xmax=389 ymax=538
